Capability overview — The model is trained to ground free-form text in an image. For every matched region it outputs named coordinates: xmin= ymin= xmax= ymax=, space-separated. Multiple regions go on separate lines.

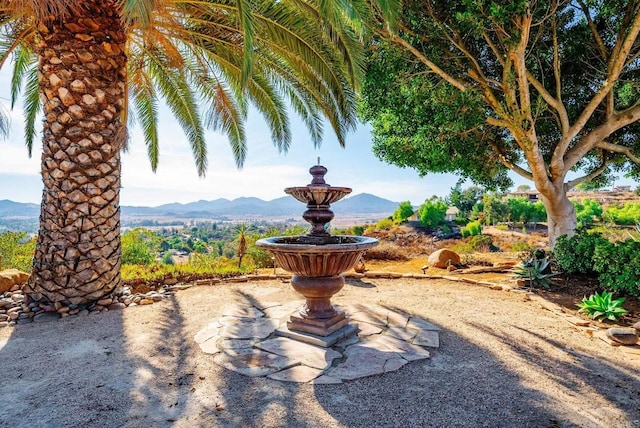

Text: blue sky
xmin=1 ymin=69 xmax=635 ymax=207
xmin=0 ymin=68 xmax=465 ymax=207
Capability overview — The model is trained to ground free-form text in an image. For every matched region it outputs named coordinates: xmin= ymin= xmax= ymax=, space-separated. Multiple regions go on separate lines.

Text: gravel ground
xmin=1 ymin=277 xmax=639 ymax=428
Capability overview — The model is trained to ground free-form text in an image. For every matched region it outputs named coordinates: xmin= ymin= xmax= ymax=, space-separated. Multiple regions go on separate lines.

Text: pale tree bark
xmin=537 ymin=181 xmax=577 ymax=248
xmin=23 ymin=1 xmax=126 ymax=305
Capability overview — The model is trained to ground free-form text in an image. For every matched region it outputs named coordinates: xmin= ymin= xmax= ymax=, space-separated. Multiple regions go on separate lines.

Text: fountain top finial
xmin=309 ymin=164 xmax=329 ymax=186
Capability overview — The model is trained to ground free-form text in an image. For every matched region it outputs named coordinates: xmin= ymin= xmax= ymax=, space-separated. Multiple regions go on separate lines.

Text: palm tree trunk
xmin=23 ymin=2 xmax=127 ymax=305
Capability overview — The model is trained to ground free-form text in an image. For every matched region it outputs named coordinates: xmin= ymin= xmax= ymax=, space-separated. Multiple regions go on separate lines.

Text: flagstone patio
xmin=194 ymin=301 xmax=440 ymax=383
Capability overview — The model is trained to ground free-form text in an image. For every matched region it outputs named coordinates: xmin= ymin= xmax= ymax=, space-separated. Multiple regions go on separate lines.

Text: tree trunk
xmin=23 ymin=2 xmax=127 ymax=305
xmin=537 ymin=183 xmax=577 ymax=249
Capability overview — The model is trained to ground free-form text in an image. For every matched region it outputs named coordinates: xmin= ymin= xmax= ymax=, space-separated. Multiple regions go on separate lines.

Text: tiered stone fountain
xmin=257 ymin=164 xmax=378 ymax=346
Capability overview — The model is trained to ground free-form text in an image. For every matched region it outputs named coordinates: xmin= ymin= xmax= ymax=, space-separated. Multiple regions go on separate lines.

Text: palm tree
xmin=234 ymin=222 xmax=249 ymax=269
xmin=0 ymin=0 xmax=395 ymax=305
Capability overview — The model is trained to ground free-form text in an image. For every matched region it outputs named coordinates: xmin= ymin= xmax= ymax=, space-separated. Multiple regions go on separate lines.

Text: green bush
xmin=121 ymin=229 xmax=159 ymax=265
xmin=376 ymin=218 xmax=394 ymax=230
xmin=603 ymin=202 xmax=640 ymax=225
xmin=392 ymin=201 xmax=415 ymax=224
xmin=593 ymin=239 xmax=640 ymax=296
xmin=511 ymin=241 xmax=533 ymax=252
xmin=418 ymin=199 xmax=447 ymax=229
xmin=161 ymin=251 xmax=175 ymax=265
xmin=0 ymin=231 xmax=35 ymax=272
xmin=469 ymin=234 xmax=494 ymax=251
xmin=461 ymin=220 xmax=482 ymax=237
xmin=352 ymin=225 xmax=365 ymax=236
xmin=552 ymin=229 xmax=608 ymax=275
xmin=573 ymin=199 xmax=603 ymax=227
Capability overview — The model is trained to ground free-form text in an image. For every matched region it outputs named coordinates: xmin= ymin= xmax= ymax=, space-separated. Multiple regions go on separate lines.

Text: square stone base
xmin=288 ymin=310 xmax=349 ymax=336
xmin=276 ymin=323 xmax=359 ymax=347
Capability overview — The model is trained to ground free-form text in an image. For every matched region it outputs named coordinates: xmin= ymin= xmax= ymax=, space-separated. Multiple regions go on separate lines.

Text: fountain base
xmin=288 ymin=311 xmax=349 ymax=336
xmin=277 ymin=322 xmax=359 ymax=348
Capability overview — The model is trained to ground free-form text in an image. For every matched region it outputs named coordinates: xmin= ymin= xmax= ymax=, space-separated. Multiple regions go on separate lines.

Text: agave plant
xmin=577 ymin=291 xmax=628 ymax=321
xmin=511 ymin=257 xmax=558 ymax=289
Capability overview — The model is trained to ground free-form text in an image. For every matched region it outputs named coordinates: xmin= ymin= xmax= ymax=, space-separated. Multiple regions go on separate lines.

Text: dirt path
xmin=1 ymin=278 xmax=639 ymax=427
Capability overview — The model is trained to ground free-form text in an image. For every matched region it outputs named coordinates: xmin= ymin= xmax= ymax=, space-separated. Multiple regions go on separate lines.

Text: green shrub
xmin=418 ymin=199 xmax=447 ymax=229
xmin=593 ymin=239 xmax=640 ymax=296
xmin=468 ymin=234 xmax=494 ymax=251
xmin=552 ymin=229 xmax=608 ymax=275
xmin=496 ymin=224 xmax=508 ymax=231
xmin=392 ymin=201 xmax=415 ymax=224
xmin=121 ymin=229 xmax=159 ymax=265
xmin=161 ymin=251 xmax=175 ymax=265
xmin=577 ymin=291 xmax=628 ymax=321
xmin=352 ymin=225 xmax=365 ymax=236
xmin=573 ymin=199 xmax=603 ymax=227
xmin=461 ymin=220 xmax=482 ymax=237
xmin=511 ymin=241 xmax=533 ymax=252
xmin=376 ymin=218 xmax=394 ymax=230
xmin=603 ymin=202 xmax=640 ymax=225
xmin=0 ymin=231 xmax=35 ymax=272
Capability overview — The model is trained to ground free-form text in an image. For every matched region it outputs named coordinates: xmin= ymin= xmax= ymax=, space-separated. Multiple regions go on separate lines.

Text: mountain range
xmin=0 ymin=193 xmax=398 ymax=220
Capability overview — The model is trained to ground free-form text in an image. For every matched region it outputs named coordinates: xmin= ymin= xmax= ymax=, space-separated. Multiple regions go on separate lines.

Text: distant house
xmin=613 ymin=185 xmax=632 ymax=192
xmin=508 ymin=190 xmax=539 ymax=202
xmin=445 ymin=206 xmax=459 ymax=221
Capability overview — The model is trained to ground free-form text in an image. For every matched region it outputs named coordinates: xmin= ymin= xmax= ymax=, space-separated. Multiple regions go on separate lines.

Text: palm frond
xmin=130 ymin=71 xmax=160 ymax=171
xmin=120 ymin=0 xmax=156 ymax=28
xmin=23 ymin=63 xmax=40 ymax=155
xmin=0 ymin=102 xmax=10 ymax=139
xmin=236 ymin=0 xmax=255 ymax=88
xmin=145 ymin=47 xmax=207 ymax=176
xmin=10 ymin=43 xmax=34 ymax=108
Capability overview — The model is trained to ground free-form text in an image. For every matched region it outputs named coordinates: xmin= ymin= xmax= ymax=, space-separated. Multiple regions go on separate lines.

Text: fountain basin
xmin=256 ymin=235 xmax=378 ymax=277
xmin=285 ymin=186 xmax=352 ymax=206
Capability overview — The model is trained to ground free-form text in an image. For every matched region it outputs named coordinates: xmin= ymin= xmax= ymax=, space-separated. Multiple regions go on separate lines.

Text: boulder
xmin=427 ymin=249 xmax=461 ymax=269
xmin=606 ymin=327 xmax=639 ymax=345
xmin=633 ymin=321 xmax=640 ymax=334
xmin=0 ymin=269 xmax=29 ymax=294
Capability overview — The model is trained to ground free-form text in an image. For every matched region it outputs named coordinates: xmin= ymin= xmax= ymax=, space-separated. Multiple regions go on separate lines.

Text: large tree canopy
xmin=362 ymin=0 xmax=640 ymax=245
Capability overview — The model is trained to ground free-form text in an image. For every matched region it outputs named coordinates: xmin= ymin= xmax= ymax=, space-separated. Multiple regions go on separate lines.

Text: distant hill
xmin=333 ymin=193 xmax=398 ymax=214
xmin=0 ymin=200 xmax=40 ymax=217
xmin=0 ymin=193 xmax=398 ymax=222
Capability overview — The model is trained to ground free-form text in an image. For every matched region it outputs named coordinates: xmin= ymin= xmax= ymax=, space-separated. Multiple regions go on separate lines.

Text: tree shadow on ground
xmin=2 ymin=279 xmax=639 ymax=427
xmin=0 ymin=295 xmax=195 ymax=427
xmin=345 ymin=278 xmax=377 ymax=288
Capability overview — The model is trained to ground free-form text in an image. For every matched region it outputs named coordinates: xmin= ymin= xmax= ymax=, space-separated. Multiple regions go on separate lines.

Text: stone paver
xmin=194 ymin=302 xmax=441 ymax=383
xmin=367 ymin=335 xmax=431 ymax=361
xmin=194 ymin=323 xmax=220 ymax=344
xmin=256 ymin=337 xmax=341 ymax=370
xmin=327 ymin=344 xmax=403 ymax=380
xmin=219 ymin=318 xmax=279 ymax=339
xmin=213 ymin=348 xmax=296 ymax=377
xmin=267 ymin=365 xmax=323 ymax=383
xmin=199 ymin=337 xmax=220 ymax=354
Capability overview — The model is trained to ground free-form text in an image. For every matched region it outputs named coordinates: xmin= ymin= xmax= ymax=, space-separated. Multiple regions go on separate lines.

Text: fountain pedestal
xmin=287 ymin=275 xmax=349 ymax=336
xmin=256 ymin=164 xmax=378 ymax=347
